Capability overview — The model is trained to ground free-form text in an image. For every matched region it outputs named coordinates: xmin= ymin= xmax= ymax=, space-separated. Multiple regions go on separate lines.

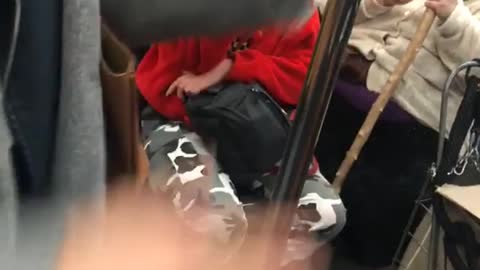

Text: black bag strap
xmin=250 ymin=83 xmax=292 ymax=127
xmin=0 ymin=0 xmax=21 ymax=91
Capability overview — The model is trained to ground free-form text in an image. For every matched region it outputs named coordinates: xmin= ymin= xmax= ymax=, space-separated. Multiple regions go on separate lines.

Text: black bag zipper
xmin=249 ymin=84 xmax=291 ymax=129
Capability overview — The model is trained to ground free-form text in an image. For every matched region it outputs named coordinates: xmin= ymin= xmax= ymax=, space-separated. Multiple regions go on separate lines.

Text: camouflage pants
xmin=143 ymin=121 xmax=346 ymax=265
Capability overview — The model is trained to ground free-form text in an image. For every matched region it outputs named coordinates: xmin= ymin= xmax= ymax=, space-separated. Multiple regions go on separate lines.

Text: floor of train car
xmin=332 ymin=242 xmax=392 ymax=270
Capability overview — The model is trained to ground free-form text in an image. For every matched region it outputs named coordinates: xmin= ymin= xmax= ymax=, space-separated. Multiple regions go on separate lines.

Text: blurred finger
xmin=56 ymin=182 xmax=304 ymax=270
xmin=165 ymin=79 xmax=180 ymax=96
xmin=424 ymin=0 xmax=441 ymax=9
xmin=176 ymin=85 xmax=186 ymax=99
xmin=57 ymin=185 xmax=211 ymax=270
xmin=183 ymin=86 xmax=195 ymax=96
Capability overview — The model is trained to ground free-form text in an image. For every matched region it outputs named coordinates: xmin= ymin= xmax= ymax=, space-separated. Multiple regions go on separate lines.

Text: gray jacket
xmin=1 ymin=0 xmax=105 ymax=269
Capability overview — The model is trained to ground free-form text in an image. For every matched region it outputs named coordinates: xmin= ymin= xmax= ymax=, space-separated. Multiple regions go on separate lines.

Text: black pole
xmin=264 ymin=1 xmax=360 ymax=268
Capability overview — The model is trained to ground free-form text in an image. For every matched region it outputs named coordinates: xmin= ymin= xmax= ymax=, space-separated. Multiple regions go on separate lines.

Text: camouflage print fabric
xmin=143 ymin=121 xmax=247 ymax=259
xmin=260 ymin=171 xmax=346 ymax=265
xmin=143 ymin=120 xmax=346 ymax=264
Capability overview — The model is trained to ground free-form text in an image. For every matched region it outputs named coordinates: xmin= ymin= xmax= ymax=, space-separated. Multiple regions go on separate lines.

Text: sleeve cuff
xmin=361 ymin=0 xmax=391 ymax=19
xmin=314 ymin=0 xmax=327 ymax=15
xmin=225 ymin=54 xmax=247 ymax=81
xmin=437 ymin=3 xmax=470 ymax=38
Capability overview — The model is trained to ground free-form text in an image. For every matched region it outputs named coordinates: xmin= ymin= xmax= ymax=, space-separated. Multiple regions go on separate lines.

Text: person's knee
xmin=320 ymin=202 xmax=346 ymax=242
xmin=298 ymin=174 xmax=347 ymax=243
xmin=297 ymin=192 xmax=346 ymax=243
xmin=203 ymin=188 xmax=248 ymax=252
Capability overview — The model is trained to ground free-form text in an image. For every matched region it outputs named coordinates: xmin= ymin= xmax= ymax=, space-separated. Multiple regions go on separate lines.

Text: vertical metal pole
xmin=263 ymin=1 xmax=360 ymax=269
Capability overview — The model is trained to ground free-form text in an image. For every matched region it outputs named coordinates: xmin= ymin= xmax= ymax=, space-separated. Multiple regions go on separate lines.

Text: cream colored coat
xmin=316 ymin=0 xmax=480 ymax=134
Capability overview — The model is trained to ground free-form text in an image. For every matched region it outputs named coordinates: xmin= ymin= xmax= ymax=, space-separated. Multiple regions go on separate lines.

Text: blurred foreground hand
xmin=56 ymin=185 xmax=290 ymax=270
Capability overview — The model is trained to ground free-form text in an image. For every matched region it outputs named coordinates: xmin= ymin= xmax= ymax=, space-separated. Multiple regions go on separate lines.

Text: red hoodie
xmin=136 ymin=12 xmax=320 ymax=122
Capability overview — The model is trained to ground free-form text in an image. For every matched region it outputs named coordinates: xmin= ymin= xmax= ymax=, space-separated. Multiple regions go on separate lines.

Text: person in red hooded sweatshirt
xmin=136 ymin=9 xmax=345 ymax=269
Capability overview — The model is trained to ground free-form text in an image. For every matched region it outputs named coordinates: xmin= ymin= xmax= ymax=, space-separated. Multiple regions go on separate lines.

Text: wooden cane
xmin=332 ymin=9 xmax=436 ymax=193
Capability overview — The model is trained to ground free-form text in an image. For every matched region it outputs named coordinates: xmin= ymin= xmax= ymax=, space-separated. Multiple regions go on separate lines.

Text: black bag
xmin=185 ymin=83 xmax=290 ymax=185
xmin=433 ymin=63 xmax=480 ymax=270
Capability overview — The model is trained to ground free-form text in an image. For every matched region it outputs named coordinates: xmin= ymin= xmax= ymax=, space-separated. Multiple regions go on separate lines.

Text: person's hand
xmin=165 ymin=58 xmax=233 ymax=98
xmin=425 ymin=0 xmax=459 ymax=20
xmin=55 ymin=185 xmax=299 ymax=270
xmin=56 ymin=187 xmax=212 ymax=270
xmin=377 ymin=0 xmax=413 ymax=7
xmin=165 ymin=71 xmax=215 ymax=99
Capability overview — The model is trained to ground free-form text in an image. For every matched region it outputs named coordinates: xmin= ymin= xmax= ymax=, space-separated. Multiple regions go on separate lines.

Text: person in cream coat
xmin=316 ymin=0 xmax=480 ymax=133
xmin=314 ymin=0 xmax=480 ymax=267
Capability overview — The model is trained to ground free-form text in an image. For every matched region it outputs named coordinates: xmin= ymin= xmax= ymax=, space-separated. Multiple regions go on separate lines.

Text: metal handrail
xmin=263 ymin=1 xmax=361 ymax=269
